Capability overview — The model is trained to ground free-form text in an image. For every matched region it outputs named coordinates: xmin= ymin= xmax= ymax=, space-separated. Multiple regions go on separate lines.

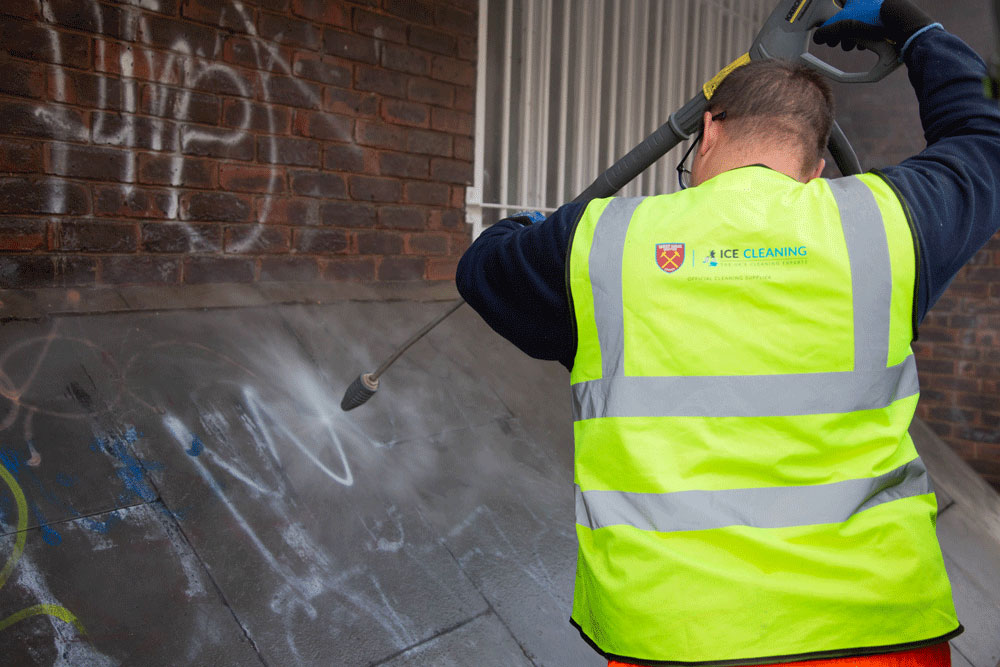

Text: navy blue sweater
xmin=457 ymin=29 xmax=1000 ymax=371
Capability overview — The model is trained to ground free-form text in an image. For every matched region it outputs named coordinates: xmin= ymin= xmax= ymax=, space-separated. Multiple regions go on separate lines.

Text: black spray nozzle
xmin=340 ymin=299 xmax=465 ymax=413
xmin=341 ymin=373 xmax=379 ymax=411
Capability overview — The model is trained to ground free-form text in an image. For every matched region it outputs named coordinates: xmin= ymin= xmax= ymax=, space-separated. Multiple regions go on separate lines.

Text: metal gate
xmin=466 ymin=0 xmax=772 ymax=236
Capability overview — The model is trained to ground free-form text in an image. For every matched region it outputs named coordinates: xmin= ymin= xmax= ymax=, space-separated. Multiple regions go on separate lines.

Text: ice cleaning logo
xmin=656 ymin=243 xmax=685 ymax=273
xmin=702 ymin=245 xmax=809 ymax=267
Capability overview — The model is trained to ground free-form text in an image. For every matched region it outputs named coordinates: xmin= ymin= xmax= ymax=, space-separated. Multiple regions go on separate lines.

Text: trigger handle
xmin=751 ymin=0 xmax=901 ymax=85
xmin=797 ymin=37 xmax=900 ymax=84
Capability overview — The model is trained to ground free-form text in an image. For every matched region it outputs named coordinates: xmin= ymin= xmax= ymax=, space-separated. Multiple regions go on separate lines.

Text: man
xmin=457 ymin=0 xmax=1000 ymax=665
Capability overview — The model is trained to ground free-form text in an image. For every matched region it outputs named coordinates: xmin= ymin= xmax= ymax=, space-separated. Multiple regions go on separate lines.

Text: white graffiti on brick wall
xmin=36 ymin=0 xmax=358 ymax=254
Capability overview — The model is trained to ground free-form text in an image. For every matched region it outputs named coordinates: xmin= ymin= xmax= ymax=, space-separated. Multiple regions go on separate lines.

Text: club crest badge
xmin=656 ymin=243 xmax=685 ymax=273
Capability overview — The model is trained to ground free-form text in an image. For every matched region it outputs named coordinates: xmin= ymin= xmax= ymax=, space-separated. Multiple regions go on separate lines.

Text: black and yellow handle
xmin=751 ymin=0 xmax=900 ymax=84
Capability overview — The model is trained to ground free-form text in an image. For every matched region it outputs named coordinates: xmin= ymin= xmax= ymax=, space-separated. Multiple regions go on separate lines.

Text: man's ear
xmin=807 ymin=158 xmax=826 ymax=182
xmin=698 ymin=111 xmax=721 ymax=156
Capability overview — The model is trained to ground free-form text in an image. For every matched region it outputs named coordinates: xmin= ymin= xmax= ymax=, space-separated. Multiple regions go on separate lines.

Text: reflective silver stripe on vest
xmin=572 ymin=354 xmax=918 ymax=420
xmin=590 ymin=197 xmax=646 ymax=378
xmin=828 ymin=178 xmax=892 ymax=370
xmin=576 ymin=457 xmax=930 ymax=533
xmin=574 ymin=176 xmax=908 ymax=421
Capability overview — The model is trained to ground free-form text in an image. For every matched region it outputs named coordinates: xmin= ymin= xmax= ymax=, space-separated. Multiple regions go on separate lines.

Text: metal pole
xmin=649 ymin=0 xmax=665 ymax=192
xmin=469 ymin=0 xmax=489 ymax=238
xmin=499 ymin=0 xmax=513 ymax=221
xmin=539 ymin=0 xmax=552 ymax=207
xmin=556 ymin=0 xmax=570 ymax=204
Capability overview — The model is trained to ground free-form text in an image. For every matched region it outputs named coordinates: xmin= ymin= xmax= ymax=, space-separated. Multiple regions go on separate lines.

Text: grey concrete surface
xmin=913 ymin=420 xmax=1000 ymax=667
xmin=379 ymin=613 xmax=533 ymax=667
xmin=0 ymin=503 xmax=261 ymax=666
xmin=0 ymin=285 xmax=998 ymax=666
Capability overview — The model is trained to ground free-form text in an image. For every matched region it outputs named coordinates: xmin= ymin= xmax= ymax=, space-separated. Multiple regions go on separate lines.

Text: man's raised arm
xmin=817 ymin=0 xmax=1000 ymax=321
xmin=878 ymin=27 xmax=1000 ymax=321
xmin=455 ymin=203 xmax=585 ymax=369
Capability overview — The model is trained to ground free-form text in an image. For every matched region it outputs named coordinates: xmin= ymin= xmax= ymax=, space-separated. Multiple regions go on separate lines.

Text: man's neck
xmin=712 ymin=149 xmax=808 ymax=183
xmin=692 ymin=126 xmax=824 ymax=186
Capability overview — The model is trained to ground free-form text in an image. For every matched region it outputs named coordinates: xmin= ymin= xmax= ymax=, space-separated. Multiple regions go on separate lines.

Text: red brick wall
xmin=0 ymin=0 xmax=475 ymax=287
xmin=828 ymin=0 xmax=1000 ymax=489
xmin=914 ymin=253 xmax=1000 ymax=491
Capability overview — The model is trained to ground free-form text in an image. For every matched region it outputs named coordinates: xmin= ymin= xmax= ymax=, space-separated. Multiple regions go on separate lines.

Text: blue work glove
xmin=507 ymin=210 xmax=546 ymax=226
xmin=813 ymin=0 xmax=935 ymax=53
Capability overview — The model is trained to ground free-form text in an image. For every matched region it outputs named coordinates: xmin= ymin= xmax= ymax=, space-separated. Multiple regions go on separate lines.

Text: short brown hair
xmin=708 ymin=60 xmax=834 ymax=171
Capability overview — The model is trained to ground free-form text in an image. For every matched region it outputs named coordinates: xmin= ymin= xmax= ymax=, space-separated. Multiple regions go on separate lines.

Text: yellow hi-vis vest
xmin=567 ymin=167 xmax=961 ymax=666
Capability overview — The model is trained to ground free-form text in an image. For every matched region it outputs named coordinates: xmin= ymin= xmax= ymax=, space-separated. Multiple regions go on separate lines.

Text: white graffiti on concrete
xmin=0 ymin=325 xmax=414 ymax=661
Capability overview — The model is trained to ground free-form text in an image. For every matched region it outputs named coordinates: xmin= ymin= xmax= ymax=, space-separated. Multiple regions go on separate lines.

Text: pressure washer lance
xmin=340 ymin=299 xmax=466 ymax=410
xmin=341 ymin=0 xmax=896 ymax=412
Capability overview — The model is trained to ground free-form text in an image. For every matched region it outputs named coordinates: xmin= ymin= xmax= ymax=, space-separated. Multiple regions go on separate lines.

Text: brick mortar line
xmin=0 ymin=170 xmax=472 ymax=186
xmin=7 ymin=79 xmax=475 ymax=114
xmin=1 ymin=119 xmax=473 ymax=150
xmin=0 ymin=119 xmax=473 ymax=149
xmin=1 ymin=61 xmax=475 ymax=108
xmin=8 ymin=7 xmax=478 ymax=43
xmin=0 ymin=136 xmax=474 ymax=159
xmin=0 ymin=176 xmax=472 ymax=193
xmin=1 ymin=16 xmax=478 ymax=76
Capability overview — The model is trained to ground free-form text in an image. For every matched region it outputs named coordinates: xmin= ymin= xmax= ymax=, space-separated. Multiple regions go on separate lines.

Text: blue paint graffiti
xmin=113 ymin=446 xmax=158 ymax=504
xmin=2 ymin=424 xmax=197 ymax=544
xmin=0 ymin=449 xmax=20 ymax=527
xmin=0 ymin=447 xmax=21 ymax=476
xmin=0 ymin=448 xmax=60 ymax=541
xmin=55 ymin=473 xmax=76 ymax=487
xmin=186 ymin=435 xmax=204 ymax=457
xmin=2 ymin=446 xmax=91 ymax=541
xmin=91 ymin=426 xmax=164 ymax=505
xmin=40 ymin=523 xmax=62 ymax=546
xmin=30 ymin=502 xmax=62 ymax=547
xmin=94 ymin=427 xmax=192 ymax=522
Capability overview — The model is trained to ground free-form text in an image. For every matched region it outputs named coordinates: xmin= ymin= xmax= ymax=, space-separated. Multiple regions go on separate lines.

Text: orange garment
xmin=609 ymin=642 xmax=951 ymax=667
